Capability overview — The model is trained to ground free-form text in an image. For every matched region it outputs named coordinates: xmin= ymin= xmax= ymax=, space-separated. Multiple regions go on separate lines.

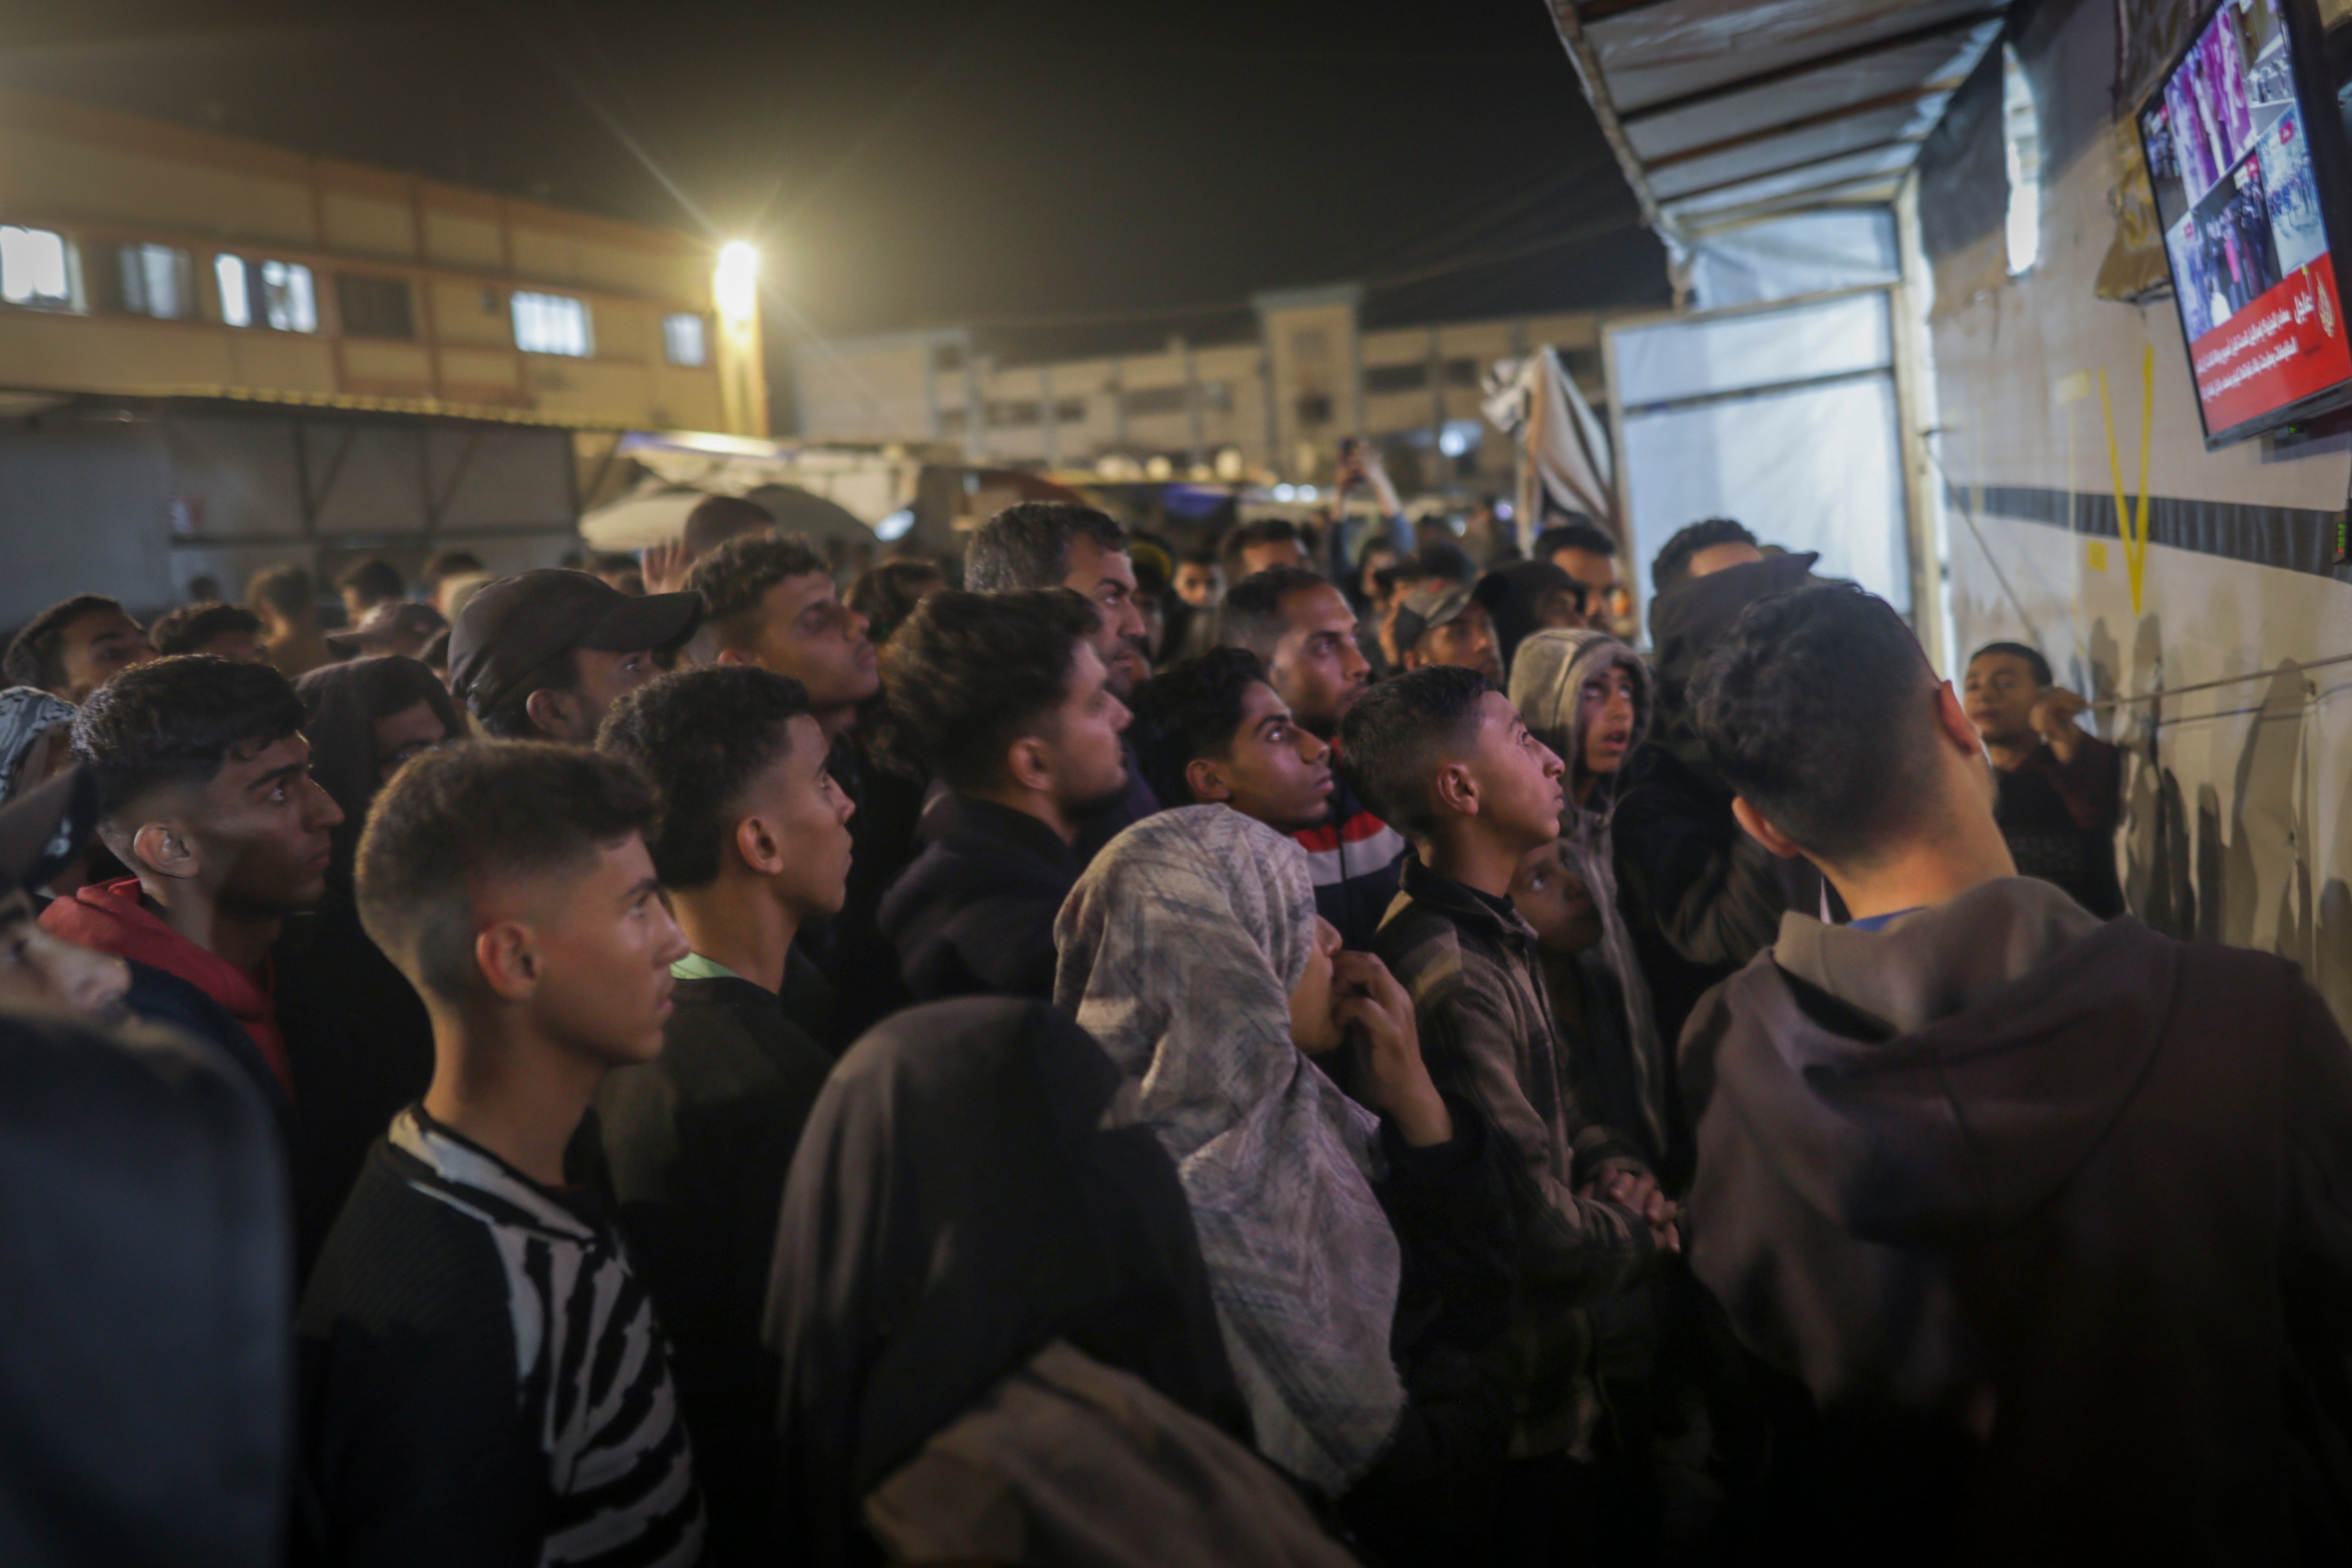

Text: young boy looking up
xmin=1342 ymin=664 xmax=1673 ymax=1463
xmin=1219 ymin=564 xmax=1407 ymax=949
xmin=44 ymin=655 xmax=344 ymax=1110
xmin=1129 ymin=646 xmax=1335 ymax=835
xmin=592 ymin=666 xmax=853 ymax=1562
xmin=682 ymin=534 xmax=881 ymax=744
xmin=299 ymin=741 xmax=702 ymax=1567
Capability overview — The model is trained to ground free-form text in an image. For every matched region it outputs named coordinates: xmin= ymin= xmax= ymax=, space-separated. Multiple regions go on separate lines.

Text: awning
xmin=1546 ymin=0 xmax=2005 ymax=243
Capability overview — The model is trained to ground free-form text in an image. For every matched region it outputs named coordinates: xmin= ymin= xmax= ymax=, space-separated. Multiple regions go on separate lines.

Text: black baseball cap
xmin=448 ymin=569 xmax=701 ymax=720
xmin=0 ymin=765 xmax=99 ymax=898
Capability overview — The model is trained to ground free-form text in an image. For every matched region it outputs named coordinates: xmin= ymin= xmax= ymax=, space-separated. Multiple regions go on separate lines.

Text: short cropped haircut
xmin=1129 ymin=646 xmax=1267 ymax=807
xmin=684 ymin=532 xmax=829 ymax=653
xmin=1216 ymin=566 xmax=1329 ymax=661
xmin=1691 ymin=582 xmax=1940 ymax=864
xmin=476 ymin=650 xmax=578 ymax=741
xmin=1220 ymin=517 xmax=1304 ymax=571
xmin=682 ymin=494 xmax=775 ymax=558
xmin=1969 ymin=640 xmax=2053 ymax=688
xmin=846 ymin=558 xmax=946 ymax=647
xmin=964 ymin=502 xmax=1127 ymax=594
xmin=72 ymin=655 xmax=305 ymax=824
xmin=597 ymin=665 xmax=811 ymax=889
xmin=420 ymin=549 xmax=484 ymax=589
xmin=883 ymin=588 xmax=1098 ymax=794
xmin=1535 ymin=523 xmax=1617 ymax=560
xmin=336 ymin=557 xmax=405 ymax=609
xmin=356 ymin=740 xmax=656 ymax=1002
xmin=1337 ymin=664 xmax=1492 ymax=840
xmin=4 ymin=595 xmax=127 ymax=691
xmin=1652 ymin=517 xmax=1758 ymax=594
xmin=151 ymin=601 xmax=264 ymax=657
xmin=247 ymin=565 xmax=314 ymax=622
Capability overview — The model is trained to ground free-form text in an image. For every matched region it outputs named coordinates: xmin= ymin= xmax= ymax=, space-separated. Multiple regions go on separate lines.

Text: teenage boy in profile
xmin=297 ymin=741 xmax=704 ymax=1567
xmin=44 ymin=655 xmax=344 ymax=1116
xmin=593 ymin=665 xmax=855 ymax=1561
xmin=1127 ymin=646 xmax=1336 ymax=835
xmin=1341 ymin=665 xmax=1673 ymax=1483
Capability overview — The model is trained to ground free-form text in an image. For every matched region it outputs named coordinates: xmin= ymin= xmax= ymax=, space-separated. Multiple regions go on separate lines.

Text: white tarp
xmin=1482 ymin=347 xmax=1618 ymax=553
xmin=604 ymin=430 xmax=922 ymax=531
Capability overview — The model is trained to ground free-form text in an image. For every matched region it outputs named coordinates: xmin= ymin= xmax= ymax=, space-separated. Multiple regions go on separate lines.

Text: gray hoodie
xmin=1508 ymin=628 xmax=1666 ymax=1160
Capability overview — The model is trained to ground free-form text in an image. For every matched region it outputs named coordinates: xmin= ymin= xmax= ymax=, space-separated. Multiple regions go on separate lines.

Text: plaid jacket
xmin=1374 ymin=854 xmax=1653 ymax=1455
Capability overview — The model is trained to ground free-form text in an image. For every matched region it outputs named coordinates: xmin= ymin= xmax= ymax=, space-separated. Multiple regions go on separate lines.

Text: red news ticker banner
xmin=2191 ymin=258 xmax=2352 ymax=433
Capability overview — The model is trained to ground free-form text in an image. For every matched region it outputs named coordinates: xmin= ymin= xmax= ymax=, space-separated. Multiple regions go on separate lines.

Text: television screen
xmin=2141 ymin=0 xmax=2352 ymax=445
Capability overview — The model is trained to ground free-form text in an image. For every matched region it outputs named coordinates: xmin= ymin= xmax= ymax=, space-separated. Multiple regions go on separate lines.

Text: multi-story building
xmin=789 ymin=283 xmax=1607 ymax=497
xmin=0 ymin=87 xmax=762 ymax=627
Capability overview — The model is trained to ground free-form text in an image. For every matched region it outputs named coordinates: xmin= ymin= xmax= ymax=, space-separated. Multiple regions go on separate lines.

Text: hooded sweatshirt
xmin=1508 ymin=628 xmax=1668 ymax=1163
xmin=1682 ymin=876 xmax=2352 ymax=1564
xmin=44 ymin=877 xmax=291 ymax=1099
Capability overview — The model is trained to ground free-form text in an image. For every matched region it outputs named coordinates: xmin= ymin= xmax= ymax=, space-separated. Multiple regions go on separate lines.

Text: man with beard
xmin=876 ymin=590 xmax=1132 ymax=1002
xmin=1218 ymin=564 xmax=1409 ymax=950
xmin=963 ymin=501 xmax=1158 ymax=857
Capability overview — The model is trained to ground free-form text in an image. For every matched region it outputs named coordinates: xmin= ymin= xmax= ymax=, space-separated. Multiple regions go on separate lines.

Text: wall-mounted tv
xmin=2139 ymin=0 xmax=2352 ymax=448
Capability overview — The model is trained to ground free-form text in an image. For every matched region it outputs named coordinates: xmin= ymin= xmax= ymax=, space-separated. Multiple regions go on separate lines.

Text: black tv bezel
xmin=2136 ymin=0 xmax=2352 ymax=450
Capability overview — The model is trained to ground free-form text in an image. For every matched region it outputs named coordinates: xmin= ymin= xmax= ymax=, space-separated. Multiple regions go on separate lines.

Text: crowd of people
xmin=3 ymin=454 xmax=2350 ymax=1568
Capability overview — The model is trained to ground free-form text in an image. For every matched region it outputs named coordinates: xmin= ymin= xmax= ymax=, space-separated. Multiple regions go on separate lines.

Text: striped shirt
xmin=298 ymin=1107 xmax=705 ymax=1568
xmin=1290 ymin=772 xmax=1412 ymax=952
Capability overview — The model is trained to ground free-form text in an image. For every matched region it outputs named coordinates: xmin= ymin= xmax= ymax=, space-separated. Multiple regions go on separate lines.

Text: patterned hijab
xmin=1508 ymin=628 xmax=1667 ymax=1156
xmin=0 ymin=687 xmax=75 ymax=803
xmin=1054 ymin=806 xmax=1406 ymax=1495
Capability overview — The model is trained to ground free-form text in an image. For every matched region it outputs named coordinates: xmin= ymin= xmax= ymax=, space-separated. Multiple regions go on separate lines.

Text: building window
xmin=1121 ymin=384 xmax=1189 ymax=418
xmin=663 ymin=312 xmax=708 ymax=367
xmin=931 ymin=342 xmax=965 ymax=374
xmin=216 ymin=255 xmax=317 ymax=331
xmin=1295 ymin=392 xmax=1334 ymax=427
xmin=1201 ymin=379 xmax=1234 ymax=413
xmin=2002 ymin=43 xmax=2042 ymax=276
xmin=1051 ymin=396 xmax=1088 ymax=424
xmin=938 ymin=407 xmax=968 ymax=436
xmin=986 ymin=399 xmax=1042 ymax=428
xmin=0 ymin=225 xmax=74 ymax=309
xmin=118 ymin=244 xmax=191 ymax=319
xmin=338 ymin=274 xmax=415 ymax=339
xmin=1443 ymin=356 xmax=1482 ymax=388
xmin=512 ymin=290 xmax=593 ymax=356
xmin=1365 ymin=362 xmax=1429 ymax=394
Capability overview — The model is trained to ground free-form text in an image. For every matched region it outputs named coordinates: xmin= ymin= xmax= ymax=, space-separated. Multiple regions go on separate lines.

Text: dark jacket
xmin=1995 ymin=735 xmax=2124 ymax=918
xmin=1073 ymin=740 xmax=1161 ymax=864
xmin=807 ymin=731 xmax=919 ymax=1042
xmin=0 ymin=1012 xmax=291 ymax=1568
xmin=1617 ymin=554 xmax=1835 ymax=1061
xmin=1293 ymin=769 xmax=1411 ymax=954
xmin=121 ymin=956 xmax=297 ymax=1143
xmin=592 ymin=970 xmax=834 ymax=1564
xmin=274 ymin=898 xmax=435 ymax=1278
xmin=1682 ymin=877 xmax=2352 ymax=1564
xmin=878 ymin=793 xmax=1081 ymax=1003
xmin=1374 ymin=856 xmax=1653 ymax=1457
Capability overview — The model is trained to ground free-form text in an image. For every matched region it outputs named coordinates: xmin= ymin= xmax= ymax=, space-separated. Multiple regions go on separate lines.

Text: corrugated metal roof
xmin=1546 ymin=0 xmax=2005 ymax=241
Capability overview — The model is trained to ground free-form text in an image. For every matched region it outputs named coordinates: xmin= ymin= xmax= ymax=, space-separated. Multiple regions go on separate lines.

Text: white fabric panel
xmin=1622 ymin=372 xmax=1911 ymax=612
xmin=1686 ymin=211 xmax=1902 ymax=310
xmin=1615 ymin=291 xmax=1892 ymax=406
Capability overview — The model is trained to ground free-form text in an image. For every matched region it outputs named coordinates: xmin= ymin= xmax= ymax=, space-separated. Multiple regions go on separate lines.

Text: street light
xmin=715 ymin=241 xmax=759 ymax=323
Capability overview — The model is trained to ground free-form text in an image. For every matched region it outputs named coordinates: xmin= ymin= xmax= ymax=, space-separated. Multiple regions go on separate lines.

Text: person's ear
xmin=1431 ymin=758 xmax=1478 ymax=818
xmin=128 ymin=819 xmax=200 ymax=883
xmin=733 ymin=811 xmax=788 ymax=877
xmin=1932 ymin=682 xmax=1982 ymax=757
xmin=1730 ymin=797 xmax=1802 ymax=859
xmin=1399 ymin=645 xmax=1428 ymax=671
xmin=712 ymin=645 xmax=753 ymax=668
xmin=474 ymin=919 xmax=540 ymax=1002
xmin=524 ymin=686 xmax=586 ymax=742
xmin=1005 ymin=733 xmax=1054 ymax=795
xmin=1184 ymin=757 xmax=1233 ymax=806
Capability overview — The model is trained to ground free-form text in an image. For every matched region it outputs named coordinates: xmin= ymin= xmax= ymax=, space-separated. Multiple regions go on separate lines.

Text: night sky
xmin=0 ymin=0 xmax=1668 ymax=362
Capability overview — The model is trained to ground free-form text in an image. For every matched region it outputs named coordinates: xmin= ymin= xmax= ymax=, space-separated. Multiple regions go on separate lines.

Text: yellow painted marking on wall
xmin=2097 ymin=343 xmax=2157 ymax=615
xmin=2054 ymin=370 xmax=2092 ymax=405
xmin=2086 ymin=539 xmax=2109 ymax=572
